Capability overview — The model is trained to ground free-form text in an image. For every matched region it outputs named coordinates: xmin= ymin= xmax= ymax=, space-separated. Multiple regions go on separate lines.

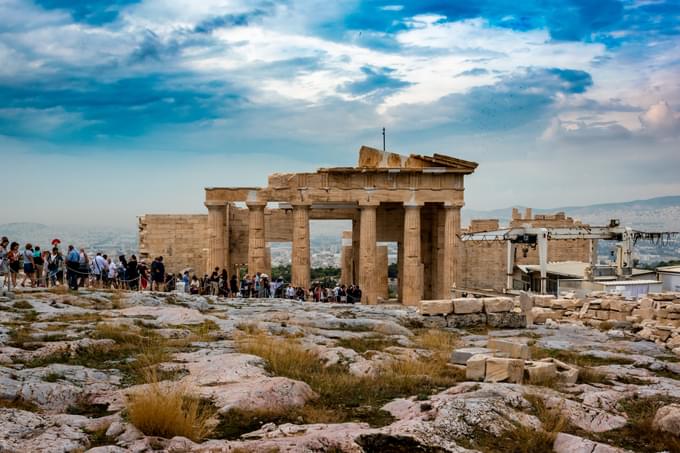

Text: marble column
xmin=247 ymin=202 xmax=266 ymax=275
xmin=359 ymin=204 xmax=377 ymax=304
xmin=340 ymin=231 xmax=353 ymax=286
xmin=352 ymin=216 xmax=361 ymax=285
xmin=402 ymin=204 xmax=423 ymax=306
xmin=438 ymin=204 xmax=458 ymax=299
xmin=291 ymin=204 xmax=311 ymax=289
xmin=397 ymin=240 xmax=404 ymax=301
xmin=206 ymin=204 xmax=227 ymax=273
xmin=376 ymin=245 xmax=389 ymax=300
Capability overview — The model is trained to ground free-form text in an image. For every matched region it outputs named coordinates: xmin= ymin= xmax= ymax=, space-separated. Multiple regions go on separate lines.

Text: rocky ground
xmin=0 ymin=288 xmax=679 ymax=452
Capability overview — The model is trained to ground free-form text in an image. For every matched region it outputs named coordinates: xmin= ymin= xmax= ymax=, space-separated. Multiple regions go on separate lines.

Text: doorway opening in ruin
xmin=380 ymin=241 xmax=399 ymax=301
xmin=309 ymin=219 xmax=350 ymax=288
xmin=269 ymin=241 xmax=292 ymax=283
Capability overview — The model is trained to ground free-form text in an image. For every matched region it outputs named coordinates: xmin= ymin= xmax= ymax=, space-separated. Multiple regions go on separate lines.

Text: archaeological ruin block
xmin=140 ymin=146 xmax=478 ymax=305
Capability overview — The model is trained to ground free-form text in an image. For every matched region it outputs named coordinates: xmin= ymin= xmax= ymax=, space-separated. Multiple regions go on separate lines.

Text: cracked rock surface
xmin=0 ymin=288 xmax=679 ymax=452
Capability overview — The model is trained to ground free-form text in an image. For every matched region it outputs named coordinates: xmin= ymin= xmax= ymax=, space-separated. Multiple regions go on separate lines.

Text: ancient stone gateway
xmin=140 ymin=146 xmax=477 ymax=305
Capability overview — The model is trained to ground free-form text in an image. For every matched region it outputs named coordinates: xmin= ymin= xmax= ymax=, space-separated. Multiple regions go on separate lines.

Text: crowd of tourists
xmin=186 ymin=268 xmax=362 ymax=303
xmin=0 ymin=237 xmax=172 ymax=292
xmin=0 ymin=237 xmax=360 ymax=302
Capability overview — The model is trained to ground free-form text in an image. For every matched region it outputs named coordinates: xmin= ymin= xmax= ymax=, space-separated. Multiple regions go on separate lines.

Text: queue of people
xmin=0 ymin=237 xmax=173 ymax=292
xmin=180 ymin=268 xmax=362 ymax=303
xmin=1 ymin=237 xmax=361 ymax=303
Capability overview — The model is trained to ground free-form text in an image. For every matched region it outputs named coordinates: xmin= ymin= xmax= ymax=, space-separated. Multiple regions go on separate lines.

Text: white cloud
xmin=639 ymin=101 xmax=680 ymax=137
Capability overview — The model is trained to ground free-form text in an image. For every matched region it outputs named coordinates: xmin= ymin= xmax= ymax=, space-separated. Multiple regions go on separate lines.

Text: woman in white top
xmin=107 ymin=258 xmax=117 ymax=288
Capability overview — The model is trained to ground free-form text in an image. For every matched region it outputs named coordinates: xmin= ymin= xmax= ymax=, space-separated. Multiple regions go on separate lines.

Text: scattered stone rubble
xmin=421 ymin=292 xmax=680 ymax=357
xmin=0 ymin=288 xmax=679 ymax=452
xmin=452 ymin=337 xmax=578 ymax=385
xmin=419 ymin=297 xmax=526 ymax=329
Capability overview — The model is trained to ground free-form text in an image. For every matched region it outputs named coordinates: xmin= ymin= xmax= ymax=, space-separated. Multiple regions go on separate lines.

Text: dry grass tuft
xmin=8 ymin=326 xmax=34 ymax=348
xmin=575 ymin=395 xmax=680 ymax=453
xmin=460 ymin=393 xmax=569 ymax=453
xmin=51 ymin=312 xmax=102 ymax=323
xmin=530 ymin=346 xmax=634 ymax=367
xmin=0 ymin=396 xmax=40 ymax=412
xmin=336 ymin=335 xmax=400 ymax=353
xmin=92 ymin=323 xmax=142 ymax=344
xmin=524 ymin=393 xmax=569 ymax=433
xmin=413 ymin=329 xmax=459 ymax=353
xmin=229 ymin=332 xmax=462 ymax=438
xmin=235 ymin=322 xmax=263 ymax=335
xmin=110 ymin=290 xmax=126 ymax=309
xmin=126 ymin=378 xmax=214 ymax=441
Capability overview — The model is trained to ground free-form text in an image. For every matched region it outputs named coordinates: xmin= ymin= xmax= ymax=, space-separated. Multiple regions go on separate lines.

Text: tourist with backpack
xmin=66 ymin=245 xmax=80 ymax=290
xmin=20 ymin=243 xmax=36 ymax=287
xmin=151 ymin=256 xmax=165 ymax=291
xmin=47 ymin=247 xmax=62 ymax=287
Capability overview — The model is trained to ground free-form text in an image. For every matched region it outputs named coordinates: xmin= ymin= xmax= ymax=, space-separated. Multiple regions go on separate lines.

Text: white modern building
xmin=658 ymin=266 xmax=680 ymax=292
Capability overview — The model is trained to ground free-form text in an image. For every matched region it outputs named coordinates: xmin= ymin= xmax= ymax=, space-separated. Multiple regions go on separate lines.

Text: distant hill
xmin=0 ymin=223 xmax=137 ymax=255
xmin=3 ymin=196 xmax=678 ymax=254
xmin=462 ymin=195 xmax=680 ymax=231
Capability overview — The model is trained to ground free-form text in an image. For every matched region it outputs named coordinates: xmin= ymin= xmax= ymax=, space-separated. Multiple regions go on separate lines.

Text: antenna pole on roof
xmin=382 ymin=127 xmax=386 ymax=151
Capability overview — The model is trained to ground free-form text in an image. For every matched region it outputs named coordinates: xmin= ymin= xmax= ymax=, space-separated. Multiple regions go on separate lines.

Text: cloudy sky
xmin=1 ymin=0 xmax=679 ymax=227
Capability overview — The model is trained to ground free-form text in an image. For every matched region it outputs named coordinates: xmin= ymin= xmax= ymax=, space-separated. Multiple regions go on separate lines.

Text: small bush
xmin=67 ymin=398 xmax=112 ymax=417
xmin=43 ymin=372 xmax=63 ymax=383
xmin=22 ymin=310 xmax=39 ymax=322
xmin=12 ymin=300 xmax=33 ymax=310
xmin=126 ymin=381 xmax=214 ymax=441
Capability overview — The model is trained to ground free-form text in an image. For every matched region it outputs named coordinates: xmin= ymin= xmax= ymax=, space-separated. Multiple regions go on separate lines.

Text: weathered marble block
xmin=451 ymin=347 xmax=493 ymax=365
xmin=419 ymin=300 xmax=453 ymax=316
xmin=483 ymin=297 xmax=514 ymax=313
xmin=525 ymin=361 xmax=557 ymax=384
xmin=452 ymin=298 xmax=483 ymax=314
xmin=484 ymin=357 xmax=524 ymax=384
xmin=487 ymin=338 xmax=530 ymax=360
xmin=465 ymin=354 xmax=490 ymax=381
xmin=487 ymin=312 xmax=527 ymax=329
xmin=532 ymin=295 xmax=555 ymax=308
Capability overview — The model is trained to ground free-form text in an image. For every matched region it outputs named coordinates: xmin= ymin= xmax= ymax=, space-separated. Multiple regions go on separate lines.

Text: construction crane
xmin=459 ymin=219 xmax=677 ymax=294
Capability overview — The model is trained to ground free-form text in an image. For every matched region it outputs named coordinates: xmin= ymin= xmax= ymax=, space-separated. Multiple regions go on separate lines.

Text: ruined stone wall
xmin=458 ymin=210 xmax=592 ymax=291
xmin=468 ymin=219 xmax=500 ymax=233
xmin=459 ymin=241 xmax=507 ymax=291
xmin=138 ymin=215 xmax=208 ymax=276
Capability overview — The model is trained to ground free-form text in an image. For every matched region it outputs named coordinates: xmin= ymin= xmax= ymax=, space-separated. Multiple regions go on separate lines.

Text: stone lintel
xmin=204 ymin=201 xmax=228 ymax=208
xmin=205 ymin=187 xmax=261 ymax=202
